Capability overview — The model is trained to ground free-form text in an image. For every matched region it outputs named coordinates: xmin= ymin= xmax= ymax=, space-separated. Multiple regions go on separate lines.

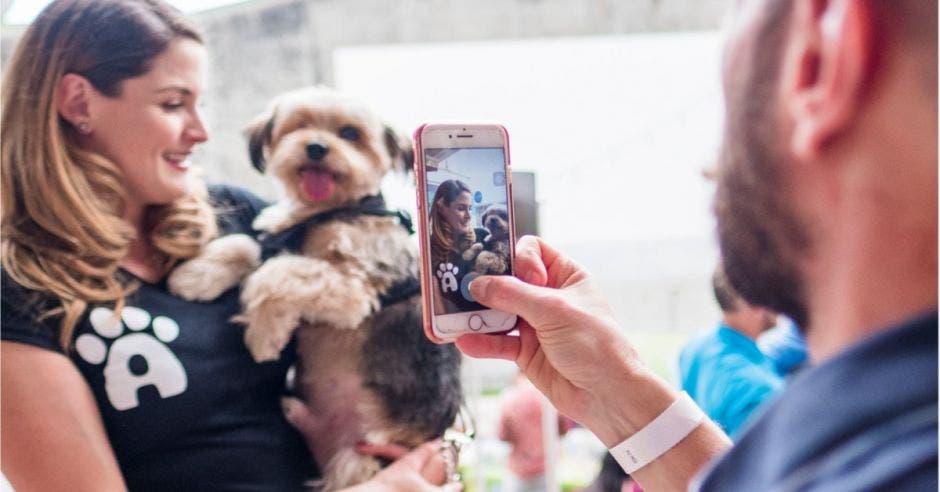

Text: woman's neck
xmin=119 ymin=202 xmax=164 ymax=283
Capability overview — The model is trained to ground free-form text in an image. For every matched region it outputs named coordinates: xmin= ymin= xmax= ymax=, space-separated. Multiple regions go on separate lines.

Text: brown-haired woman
xmin=429 ymin=179 xmax=487 ymax=315
xmin=0 ymin=1 xmax=450 ymax=490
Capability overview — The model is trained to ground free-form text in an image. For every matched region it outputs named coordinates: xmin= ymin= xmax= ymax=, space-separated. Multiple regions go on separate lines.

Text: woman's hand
xmin=346 ymin=441 xmax=461 ymax=492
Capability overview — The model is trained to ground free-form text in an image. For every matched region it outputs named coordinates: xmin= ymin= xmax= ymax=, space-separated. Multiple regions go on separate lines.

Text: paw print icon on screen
xmin=437 ymin=262 xmax=459 ymax=293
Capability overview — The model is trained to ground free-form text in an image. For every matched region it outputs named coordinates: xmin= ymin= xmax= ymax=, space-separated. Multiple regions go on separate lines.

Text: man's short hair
xmin=713 ymin=266 xmax=741 ymax=313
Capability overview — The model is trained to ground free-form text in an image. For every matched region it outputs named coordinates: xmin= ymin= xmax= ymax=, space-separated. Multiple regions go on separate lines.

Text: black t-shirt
xmin=1 ymin=185 xmax=315 ymax=491
xmin=435 ymin=227 xmax=489 ymax=312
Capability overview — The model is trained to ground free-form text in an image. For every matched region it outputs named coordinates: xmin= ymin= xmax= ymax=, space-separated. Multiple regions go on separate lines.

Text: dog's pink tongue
xmin=301 ymin=169 xmax=334 ymax=202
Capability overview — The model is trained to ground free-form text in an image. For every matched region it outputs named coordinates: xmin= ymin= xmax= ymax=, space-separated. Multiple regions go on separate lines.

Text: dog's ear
xmin=383 ymin=124 xmax=414 ymax=175
xmin=245 ymin=106 xmax=277 ymax=173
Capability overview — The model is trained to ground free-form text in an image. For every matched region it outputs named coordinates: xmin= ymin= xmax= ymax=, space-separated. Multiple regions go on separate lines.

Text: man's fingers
xmin=455 ymin=332 xmax=520 ymax=361
xmin=514 ymin=235 xmax=548 ymax=286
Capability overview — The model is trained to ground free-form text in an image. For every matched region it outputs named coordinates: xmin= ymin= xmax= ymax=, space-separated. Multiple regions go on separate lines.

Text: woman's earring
xmin=77 ymin=122 xmax=91 ymax=134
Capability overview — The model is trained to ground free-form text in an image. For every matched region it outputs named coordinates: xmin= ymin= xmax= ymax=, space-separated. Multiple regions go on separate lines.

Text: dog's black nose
xmin=306 ymin=143 xmax=329 ymax=160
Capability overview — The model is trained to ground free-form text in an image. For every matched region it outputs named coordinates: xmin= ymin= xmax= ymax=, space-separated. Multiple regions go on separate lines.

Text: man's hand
xmin=456 ymin=235 xmax=642 ymax=442
xmin=456 ymin=236 xmax=731 ymax=491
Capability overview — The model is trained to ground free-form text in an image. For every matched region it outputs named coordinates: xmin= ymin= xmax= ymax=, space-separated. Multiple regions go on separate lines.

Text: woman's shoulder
xmin=0 ymin=272 xmax=63 ymax=353
xmin=208 ymin=184 xmax=272 ymax=236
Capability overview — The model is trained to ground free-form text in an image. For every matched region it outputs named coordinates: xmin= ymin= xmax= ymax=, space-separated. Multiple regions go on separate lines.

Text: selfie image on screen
xmin=425 ymin=147 xmax=512 ymax=315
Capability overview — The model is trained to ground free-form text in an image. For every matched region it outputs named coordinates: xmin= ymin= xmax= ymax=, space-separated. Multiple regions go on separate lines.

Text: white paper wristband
xmin=609 ymin=392 xmax=706 ymax=474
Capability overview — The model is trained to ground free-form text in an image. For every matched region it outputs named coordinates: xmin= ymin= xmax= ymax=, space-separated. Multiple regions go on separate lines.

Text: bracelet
xmin=609 ymin=392 xmax=705 ymax=474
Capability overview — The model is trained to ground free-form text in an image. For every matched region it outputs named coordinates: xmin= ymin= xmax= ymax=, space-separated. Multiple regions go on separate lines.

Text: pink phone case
xmin=413 ymin=123 xmax=517 ymax=344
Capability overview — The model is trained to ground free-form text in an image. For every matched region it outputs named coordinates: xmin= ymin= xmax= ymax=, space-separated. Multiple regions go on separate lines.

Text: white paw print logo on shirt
xmin=437 ymin=262 xmax=459 ymax=293
xmin=75 ymin=306 xmax=187 ymax=410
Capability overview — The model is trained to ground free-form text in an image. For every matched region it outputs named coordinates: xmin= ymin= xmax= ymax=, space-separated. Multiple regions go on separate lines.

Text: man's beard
xmin=713 ymin=23 xmax=810 ymax=330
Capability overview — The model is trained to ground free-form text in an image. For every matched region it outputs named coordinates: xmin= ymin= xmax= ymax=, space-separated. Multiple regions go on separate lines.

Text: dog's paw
xmin=253 ymin=203 xmax=292 ymax=233
xmin=473 ymin=251 xmax=507 ymax=275
xmin=462 ymin=243 xmax=483 ymax=262
xmin=238 ymin=302 xmax=300 ymax=362
xmin=305 ymin=287 xmax=375 ymax=330
xmin=167 ymin=234 xmax=261 ymax=301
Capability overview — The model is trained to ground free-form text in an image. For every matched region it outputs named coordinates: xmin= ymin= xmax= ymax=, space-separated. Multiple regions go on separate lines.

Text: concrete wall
xmin=189 ymin=0 xmax=727 ymax=191
xmin=2 ymin=0 xmax=728 ymax=193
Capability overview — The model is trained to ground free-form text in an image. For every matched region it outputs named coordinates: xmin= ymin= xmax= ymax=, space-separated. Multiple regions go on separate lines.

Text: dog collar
xmin=257 ymin=194 xmax=414 ymax=257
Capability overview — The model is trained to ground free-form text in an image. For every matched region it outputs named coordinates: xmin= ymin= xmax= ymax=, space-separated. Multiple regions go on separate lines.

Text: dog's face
xmin=481 ymin=204 xmax=510 ymax=240
xmin=246 ymin=87 xmax=412 ymax=211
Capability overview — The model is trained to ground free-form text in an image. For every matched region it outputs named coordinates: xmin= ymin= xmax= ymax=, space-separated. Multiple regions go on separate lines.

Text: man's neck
xmin=721 ymin=314 xmax=761 ymax=341
xmin=804 ymin=172 xmax=937 ymax=363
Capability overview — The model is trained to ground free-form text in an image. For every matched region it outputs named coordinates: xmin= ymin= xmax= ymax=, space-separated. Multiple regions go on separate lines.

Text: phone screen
xmin=424 ymin=146 xmax=513 ymax=316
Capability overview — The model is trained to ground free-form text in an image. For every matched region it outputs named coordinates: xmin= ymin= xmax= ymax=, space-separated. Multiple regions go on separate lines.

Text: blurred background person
xmin=498 ymin=372 xmax=575 ymax=492
xmin=758 ymin=317 xmax=809 ymax=378
xmin=678 ymin=265 xmax=783 ymax=439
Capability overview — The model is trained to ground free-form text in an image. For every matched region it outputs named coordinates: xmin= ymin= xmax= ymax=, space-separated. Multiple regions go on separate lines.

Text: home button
xmin=468 ymin=314 xmax=484 ymax=331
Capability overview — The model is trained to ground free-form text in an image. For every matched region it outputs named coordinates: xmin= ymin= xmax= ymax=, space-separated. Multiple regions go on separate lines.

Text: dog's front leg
xmin=237 ymin=255 xmax=379 ymax=362
xmin=167 ymin=234 xmax=261 ymax=301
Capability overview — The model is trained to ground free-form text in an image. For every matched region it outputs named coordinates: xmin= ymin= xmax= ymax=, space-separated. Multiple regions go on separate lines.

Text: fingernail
xmin=524 ymin=270 xmax=538 ymax=285
xmin=469 ymin=276 xmax=489 ymax=299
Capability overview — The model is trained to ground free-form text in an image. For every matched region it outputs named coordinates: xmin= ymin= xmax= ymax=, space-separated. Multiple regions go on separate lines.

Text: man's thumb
xmin=469 ymin=275 xmax=547 ymax=324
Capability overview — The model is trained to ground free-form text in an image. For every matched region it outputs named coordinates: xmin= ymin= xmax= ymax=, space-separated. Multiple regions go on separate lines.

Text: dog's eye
xmin=338 ymin=126 xmax=360 ymax=141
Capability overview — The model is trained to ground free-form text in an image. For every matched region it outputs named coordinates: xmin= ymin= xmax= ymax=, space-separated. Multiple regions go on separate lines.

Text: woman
xmin=429 ymin=179 xmax=487 ymax=315
xmin=0 ymin=1 xmax=448 ymax=490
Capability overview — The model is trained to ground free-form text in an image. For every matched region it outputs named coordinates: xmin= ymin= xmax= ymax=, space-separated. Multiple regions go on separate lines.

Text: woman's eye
xmin=339 ymin=126 xmax=360 ymax=141
xmin=162 ymin=101 xmax=184 ymax=110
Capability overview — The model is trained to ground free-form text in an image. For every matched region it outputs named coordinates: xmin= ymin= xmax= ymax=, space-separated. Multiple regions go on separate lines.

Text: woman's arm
xmin=1 ymin=341 xmax=126 ymax=491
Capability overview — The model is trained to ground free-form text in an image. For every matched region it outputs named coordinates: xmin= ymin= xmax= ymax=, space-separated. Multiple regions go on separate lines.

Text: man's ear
xmin=782 ymin=0 xmax=874 ymax=160
xmin=56 ymin=73 xmax=94 ymax=129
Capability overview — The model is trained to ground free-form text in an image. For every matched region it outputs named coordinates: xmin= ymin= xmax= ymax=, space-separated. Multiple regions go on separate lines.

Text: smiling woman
xmin=0 ymin=1 xmax=452 ymax=491
xmin=0 ymin=0 xmax=307 ymax=490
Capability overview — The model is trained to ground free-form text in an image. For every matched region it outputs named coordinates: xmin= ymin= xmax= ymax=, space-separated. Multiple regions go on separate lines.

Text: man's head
xmin=714 ymin=265 xmax=778 ymax=339
xmin=714 ymin=0 xmax=937 ymax=335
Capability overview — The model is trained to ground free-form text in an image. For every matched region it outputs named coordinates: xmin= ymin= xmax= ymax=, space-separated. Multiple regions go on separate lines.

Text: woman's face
xmin=84 ymin=38 xmax=208 ymax=211
xmin=441 ymin=191 xmax=473 ymax=233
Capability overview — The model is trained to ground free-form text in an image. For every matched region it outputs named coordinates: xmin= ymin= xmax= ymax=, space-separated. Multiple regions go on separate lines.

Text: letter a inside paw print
xmin=436 ymin=262 xmax=459 ymax=293
xmin=74 ymin=306 xmax=187 ymax=411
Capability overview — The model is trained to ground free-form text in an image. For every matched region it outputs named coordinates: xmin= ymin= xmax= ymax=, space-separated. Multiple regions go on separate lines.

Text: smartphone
xmin=414 ymin=123 xmax=518 ymax=343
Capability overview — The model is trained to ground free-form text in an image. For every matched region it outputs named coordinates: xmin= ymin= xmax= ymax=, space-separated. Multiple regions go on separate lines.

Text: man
xmin=457 ymin=1 xmax=937 ymax=490
xmin=679 ymin=267 xmax=782 ymax=439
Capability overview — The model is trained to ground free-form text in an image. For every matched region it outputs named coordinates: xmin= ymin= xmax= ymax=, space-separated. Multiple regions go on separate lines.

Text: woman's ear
xmin=56 ymin=73 xmax=93 ymax=130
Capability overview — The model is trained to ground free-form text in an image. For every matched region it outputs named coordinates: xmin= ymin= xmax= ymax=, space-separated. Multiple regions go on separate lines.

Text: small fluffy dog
xmin=168 ymin=87 xmax=462 ymax=490
xmin=463 ymin=204 xmax=511 ymax=275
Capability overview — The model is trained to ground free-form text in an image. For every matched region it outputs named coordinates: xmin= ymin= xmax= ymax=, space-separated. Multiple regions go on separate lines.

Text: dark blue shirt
xmin=695 ymin=311 xmax=938 ymax=491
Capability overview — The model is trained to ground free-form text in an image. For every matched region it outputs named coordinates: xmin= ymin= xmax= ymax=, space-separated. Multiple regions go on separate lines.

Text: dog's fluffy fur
xmin=462 ymin=204 xmax=511 ymax=275
xmin=168 ymin=87 xmax=462 ymax=490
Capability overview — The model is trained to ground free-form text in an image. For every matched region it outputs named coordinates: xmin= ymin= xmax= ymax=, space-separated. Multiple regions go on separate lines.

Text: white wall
xmin=334 ymin=32 xmax=726 ymax=342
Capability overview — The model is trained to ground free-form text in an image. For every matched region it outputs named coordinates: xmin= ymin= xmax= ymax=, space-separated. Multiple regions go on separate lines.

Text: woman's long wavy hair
xmin=430 ymin=179 xmax=476 ymax=268
xmin=1 ymin=0 xmax=217 ymax=350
